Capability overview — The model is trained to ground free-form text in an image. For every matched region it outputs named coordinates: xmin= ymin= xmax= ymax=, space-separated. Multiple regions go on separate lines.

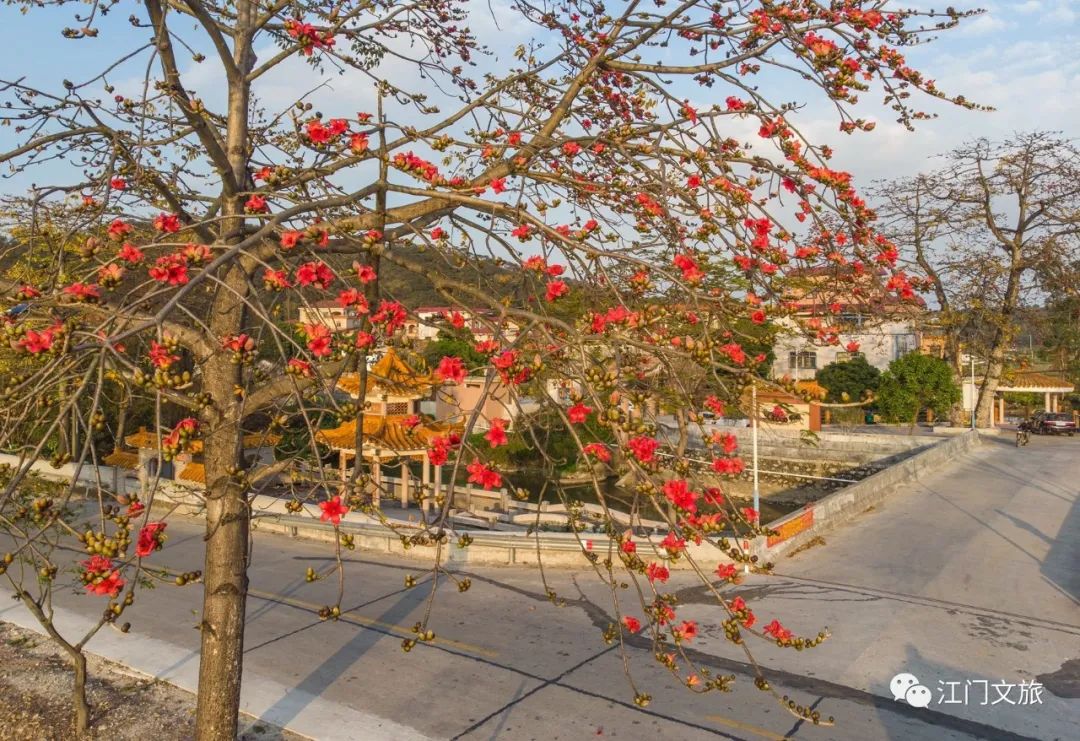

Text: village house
xmin=770 ymin=265 xmax=925 ymax=379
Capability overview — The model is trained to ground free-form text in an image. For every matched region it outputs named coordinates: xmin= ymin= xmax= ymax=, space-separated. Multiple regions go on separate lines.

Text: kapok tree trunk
xmin=975 ymin=346 xmax=1007 ymax=428
xmin=194 ymin=401 xmax=250 ymax=739
xmin=192 ymin=0 xmax=257 ymax=734
xmin=70 ymin=648 xmax=91 ymax=736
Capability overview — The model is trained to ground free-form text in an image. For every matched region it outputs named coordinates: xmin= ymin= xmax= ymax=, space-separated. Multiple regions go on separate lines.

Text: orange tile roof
xmin=795 ymin=380 xmax=828 ymax=400
xmin=337 ymin=348 xmax=434 ymax=399
xmin=103 ymin=450 xmax=139 ymax=469
xmin=317 ymin=414 xmax=461 ymax=454
xmin=999 ymin=371 xmax=1075 ymax=391
xmin=123 ymin=428 xmax=280 ymax=452
xmin=743 ymin=386 xmax=805 ymax=405
xmin=177 ymin=463 xmax=205 ymax=484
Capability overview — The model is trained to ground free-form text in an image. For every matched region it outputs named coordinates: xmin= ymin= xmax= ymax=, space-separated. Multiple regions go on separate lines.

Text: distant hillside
xmin=367 ymin=244 xmax=521 ymax=308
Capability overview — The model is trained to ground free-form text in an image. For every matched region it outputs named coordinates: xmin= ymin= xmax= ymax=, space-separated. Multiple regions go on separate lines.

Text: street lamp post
xmin=752 ymin=380 xmax=760 ymax=521
xmin=748 ymin=379 xmax=760 ymax=575
xmin=970 ymin=354 xmax=976 ymax=431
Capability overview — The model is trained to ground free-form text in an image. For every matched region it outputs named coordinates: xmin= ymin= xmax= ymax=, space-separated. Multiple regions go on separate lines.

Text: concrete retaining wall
xmin=2 ymin=432 xmax=981 ymax=570
xmin=752 ymin=431 xmax=981 ymax=561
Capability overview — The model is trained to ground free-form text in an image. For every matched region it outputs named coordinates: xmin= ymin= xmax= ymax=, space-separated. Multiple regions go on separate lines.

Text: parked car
xmin=1031 ymin=412 xmax=1076 ymax=436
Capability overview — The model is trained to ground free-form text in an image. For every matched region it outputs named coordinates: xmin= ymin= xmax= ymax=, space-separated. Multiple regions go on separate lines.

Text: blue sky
xmin=1 ymin=1 xmax=1077 ymax=196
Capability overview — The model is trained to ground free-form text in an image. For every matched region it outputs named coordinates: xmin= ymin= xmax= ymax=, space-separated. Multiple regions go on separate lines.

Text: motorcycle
xmin=1016 ymin=420 xmax=1032 ymax=447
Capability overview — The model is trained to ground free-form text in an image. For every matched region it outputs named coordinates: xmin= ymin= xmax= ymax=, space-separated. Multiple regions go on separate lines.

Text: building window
xmin=789 ymin=351 xmax=817 ymax=370
xmin=835 ymin=351 xmax=865 ymax=363
xmin=386 ymin=401 xmax=409 ymax=415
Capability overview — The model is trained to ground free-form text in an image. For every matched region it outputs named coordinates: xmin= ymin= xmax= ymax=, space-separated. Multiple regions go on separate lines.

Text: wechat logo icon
xmin=890 ymin=673 xmax=932 ymax=708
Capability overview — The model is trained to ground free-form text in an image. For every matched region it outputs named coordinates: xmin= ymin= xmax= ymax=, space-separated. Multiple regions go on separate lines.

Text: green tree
xmin=816 ymin=356 xmax=880 ymax=403
xmin=877 ymin=353 xmax=961 ymax=432
xmin=420 ymin=328 xmax=487 ymax=371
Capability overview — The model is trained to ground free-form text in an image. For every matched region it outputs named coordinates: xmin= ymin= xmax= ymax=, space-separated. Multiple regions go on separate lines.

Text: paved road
xmin=2 ymin=433 xmax=1077 ymax=740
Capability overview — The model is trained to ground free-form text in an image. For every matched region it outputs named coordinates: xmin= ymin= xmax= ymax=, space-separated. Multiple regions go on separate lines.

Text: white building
xmin=771 ymin=316 xmax=920 ymax=380
xmin=297 ymin=301 xmax=363 ymax=332
xmin=405 ymin=306 xmax=520 ymax=344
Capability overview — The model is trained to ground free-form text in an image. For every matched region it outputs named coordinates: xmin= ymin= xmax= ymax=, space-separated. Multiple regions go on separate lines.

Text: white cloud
xmin=957 ymin=13 xmax=1010 ymax=36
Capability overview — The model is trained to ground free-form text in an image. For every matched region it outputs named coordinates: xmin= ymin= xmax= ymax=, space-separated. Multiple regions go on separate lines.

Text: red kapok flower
xmin=763 ymin=619 xmax=794 ymax=641
xmin=117 ymin=242 xmax=144 ymax=264
xmin=545 ymin=280 xmax=568 ymax=302
xmin=466 ymin=460 xmax=502 ymax=490
xmin=662 ymin=478 xmax=697 ymax=513
xmin=16 ymin=327 xmax=57 ymax=354
xmin=673 ymin=620 xmax=698 ymax=642
xmin=582 ymin=443 xmax=610 ymax=462
xmin=280 ymin=231 xmax=303 ymax=249
xmin=107 ymin=219 xmax=133 ymax=241
xmin=62 ymin=283 xmax=100 ymax=303
xmin=135 ymin=522 xmax=167 ymax=558
xmin=567 ymin=402 xmax=592 ymax=424
xmin=303 ymin=323 xmax=333 ymax=357
xmin=435 ymin=356 xmax=467 ymax=383
xmin=295 ymin=261 xmax=334 ymax=289
xmin=149 ymin=254 xmax=189 ymax=285
xmin=148 ymin=341 xmax=179 ymax=369
xmin=485 ymin=418 xmax=509 ymax=448
xmin=704 ymin=395 xmax=725 ymax=416
xmin=263 ymin=269 xmax=292 ymax=291
xmin=715 ymin=563 xmax=738 ymax=581
xmin=153 ymin=213 xmax=181 ymax=233
xmin=622 ymin=616 xmax=642 ymax=633
xmin=319 ymin=495 xmax=349 ymax=525
xmin=355 ymin=263 xmax=377 ymax=284
xmin=287 ymin=358 xmax=313 ymax=377
xmin=673 ymin=253 xmax=704 ymax=284
xmin=626 ymin=436 xmax=659 ymax=463
xmin=427 ymin=437 xmax=451 ymax=466
xmin=350 ymin=132 xmax=369 ymax=152
xmin=646 ymin=562 xmax=670 ymax=584
xmin=82 ymin=555 xmax=124 ymax=598
xmin=245 ymin=195 xmax=269 ymax=214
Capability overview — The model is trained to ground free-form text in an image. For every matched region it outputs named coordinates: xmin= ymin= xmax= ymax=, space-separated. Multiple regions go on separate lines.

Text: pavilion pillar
xmin=400 ymin=461 xmax=410 ymax=508
xmin=433 ymin=464 xmax=442 ymax=506
xmin=998 ymin=396 xmax=1005 ymax=426
xmin=339 ymin=450 xmax=347 ymax=483
xmin=1045 ymin=392 xmax=1052 ymax=412
xmin=420 ymin=459 xmax=431 ymax=514
xmin=1053 ymin=394 xmax=1060 ymax=412
xmin=138 ymin=451 xmax=149 ymax=499
xmin=372 ymin=460 xmax=382 ymax=509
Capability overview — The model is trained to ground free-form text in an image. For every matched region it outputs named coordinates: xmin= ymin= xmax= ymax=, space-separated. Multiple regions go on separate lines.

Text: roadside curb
xmin=0 ymin=596 xmax=432 ymax=741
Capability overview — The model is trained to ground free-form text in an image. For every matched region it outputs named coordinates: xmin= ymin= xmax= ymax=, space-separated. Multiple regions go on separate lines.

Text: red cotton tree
xmin=0 ymin=0 xmax=978 ymax=737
